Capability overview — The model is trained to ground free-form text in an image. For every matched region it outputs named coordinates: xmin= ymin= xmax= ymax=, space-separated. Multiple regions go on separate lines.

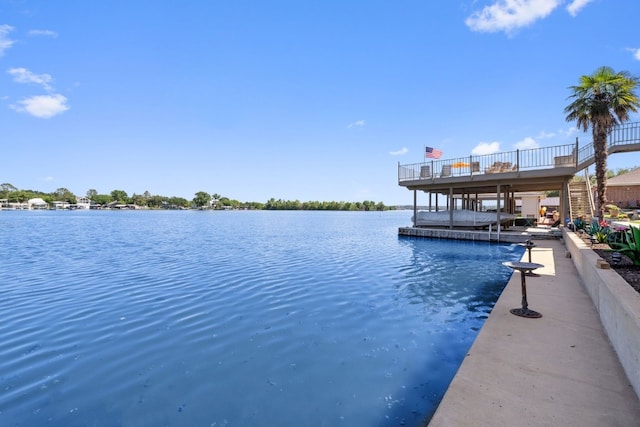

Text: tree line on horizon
xmin=0 ymin=184 xmax=393 ymax=211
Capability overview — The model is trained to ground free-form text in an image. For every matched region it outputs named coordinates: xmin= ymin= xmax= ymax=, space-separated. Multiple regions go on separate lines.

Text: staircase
xmin=568 ymin=171 xmax=595 ymax=223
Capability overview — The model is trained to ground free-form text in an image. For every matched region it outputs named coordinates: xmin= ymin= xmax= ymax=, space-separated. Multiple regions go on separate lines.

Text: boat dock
xmin=398 ymin=224 xmax=562 ymax=243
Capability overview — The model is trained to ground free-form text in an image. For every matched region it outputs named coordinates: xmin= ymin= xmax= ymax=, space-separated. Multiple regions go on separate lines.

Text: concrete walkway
xmin=428 ymin=239 xmax=640 ymax=426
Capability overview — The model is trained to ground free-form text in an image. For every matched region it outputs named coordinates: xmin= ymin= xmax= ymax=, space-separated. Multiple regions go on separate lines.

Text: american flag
xmin=425 ymin=146 xmax=443 ymax=159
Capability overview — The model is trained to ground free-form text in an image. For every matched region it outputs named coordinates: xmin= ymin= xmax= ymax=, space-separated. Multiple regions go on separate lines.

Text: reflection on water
xmin=399 ymin=238 xmax=518 ymax=317
xmin=0 ymin=210 xmax=523 ymax=426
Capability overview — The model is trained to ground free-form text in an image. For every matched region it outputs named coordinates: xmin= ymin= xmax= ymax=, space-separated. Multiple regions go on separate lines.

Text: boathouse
xmin=397 ymin=122 xmax=640 ymax=238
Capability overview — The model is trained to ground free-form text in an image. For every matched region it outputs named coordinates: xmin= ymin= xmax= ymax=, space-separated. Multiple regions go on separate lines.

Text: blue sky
xmin=1 ymin=0 xmax=639 ymax=205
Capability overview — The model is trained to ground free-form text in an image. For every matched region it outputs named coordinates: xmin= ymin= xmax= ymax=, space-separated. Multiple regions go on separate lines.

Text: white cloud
xmin=558 ymin=126 xmax=579 ymax=138
xmin=10 ymin=94 xmax=69 ymax=118
xmin=566 ymin=0 xmax=593 ymax=16
xmin=2 ymin=27 xmax=70 ymax=119
xmin=8 ymin=67 xmax=54 ymax=91
xmin=28 ymin=29 xmax=58 ymax=38
xmin=389 ymin=147 xmax=408 ymax=156
xmin=514 ymin=136 xmax=539 ymax=150
xmin=536 ymin=130 xmax=556 ymax=139
xmin=0 ymin=24 xmax=15 ymax=56
xmin=347 ymin=120 xmax=365 ymax=128
xmin=628 ymin=48 xmax=640 ymax=61
xmin=472 ymin=141 xmax=501 ymax=155
xmin=466 ymin=0 xmax=561 ymax=34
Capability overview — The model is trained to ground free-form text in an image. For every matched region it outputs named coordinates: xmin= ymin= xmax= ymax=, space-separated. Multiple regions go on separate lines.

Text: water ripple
xmin=0 ymin=210 xmax=523 ymax=426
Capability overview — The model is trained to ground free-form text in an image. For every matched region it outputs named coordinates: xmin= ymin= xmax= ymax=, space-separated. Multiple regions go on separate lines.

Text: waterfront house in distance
xmin=28 ymin=198 xmax=48 ymax=210
xmin=0 ymin=199 xmax=27 ymax=209
xmin=51 ymin=201 xmax=70 ymax=210
xmin=75 ymin=196 xmax=91 ymax=209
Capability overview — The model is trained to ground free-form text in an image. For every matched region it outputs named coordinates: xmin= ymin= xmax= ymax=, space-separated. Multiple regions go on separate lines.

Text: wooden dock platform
xmin=398 ymin=225 xmax=562 ymax=243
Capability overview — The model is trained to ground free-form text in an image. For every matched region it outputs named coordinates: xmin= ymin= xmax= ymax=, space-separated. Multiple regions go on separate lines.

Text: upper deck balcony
xmin=397 ymin=122 xmax=640 ymax=195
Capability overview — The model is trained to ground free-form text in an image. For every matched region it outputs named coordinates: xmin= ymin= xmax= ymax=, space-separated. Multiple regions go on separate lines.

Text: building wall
xmin=520 ymin=195 xmax=540 ymax=218
xmin=605 ymin=185 xmax=640 ymax=208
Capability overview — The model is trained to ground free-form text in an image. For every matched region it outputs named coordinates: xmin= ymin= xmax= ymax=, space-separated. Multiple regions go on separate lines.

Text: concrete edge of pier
xmin=425 ymin=230 xmax=640 ymax=426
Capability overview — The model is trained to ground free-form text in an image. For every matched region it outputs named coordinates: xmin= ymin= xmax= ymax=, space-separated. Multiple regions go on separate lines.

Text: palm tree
xmin=565 ymin=66 xmax=639 ymax=218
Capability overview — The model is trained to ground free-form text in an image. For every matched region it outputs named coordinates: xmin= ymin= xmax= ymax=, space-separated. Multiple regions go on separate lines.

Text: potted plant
xmin=606 ymin=204 xmax=620 ymax=218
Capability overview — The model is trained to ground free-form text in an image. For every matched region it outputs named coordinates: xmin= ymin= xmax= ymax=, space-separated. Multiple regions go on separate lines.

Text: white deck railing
xmin=398 ymin=143 xmax=577 ymax=182
xmin=399 ymin=121 xmax=640 ymax=183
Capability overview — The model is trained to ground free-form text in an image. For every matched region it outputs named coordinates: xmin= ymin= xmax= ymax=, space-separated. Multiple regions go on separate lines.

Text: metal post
xmin=520 ymin=271 xmax=528 ymax=310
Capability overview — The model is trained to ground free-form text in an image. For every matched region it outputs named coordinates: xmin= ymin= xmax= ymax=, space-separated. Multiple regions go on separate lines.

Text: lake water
xmin=0 ymin=210 xmax=523 ymax=426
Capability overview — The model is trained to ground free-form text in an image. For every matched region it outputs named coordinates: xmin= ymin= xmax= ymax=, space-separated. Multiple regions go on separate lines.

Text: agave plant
xmin=573 ymin=216 xmax=586 ymax=230
xmin=589 ymin=219 xmax=612 ymax=243
xmin=607 ymin=223 xmax=640 ymax=266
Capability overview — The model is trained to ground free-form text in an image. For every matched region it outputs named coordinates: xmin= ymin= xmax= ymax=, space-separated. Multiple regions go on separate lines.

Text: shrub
xmin=608 ymin=223 xmax=640 ymax=266
xmin=589 ymin=219 xmax=612 ymax=243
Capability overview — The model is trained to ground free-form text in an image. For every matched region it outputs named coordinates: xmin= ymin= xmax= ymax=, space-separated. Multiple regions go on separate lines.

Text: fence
xmin=398 ymin=144 xmax=576 ymax=182
xmin=399 ymin=121 xmax=640 ymax=183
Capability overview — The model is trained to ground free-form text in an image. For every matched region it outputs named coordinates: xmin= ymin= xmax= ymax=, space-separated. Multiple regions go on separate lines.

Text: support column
xmin=561 ymin=180 xmax=570 ymax=226
xmin=449 ymin=187 xmax=454 ymax=229
xmin=497 ymin=184 xmax=502 ymax=234
xmin=413 ymin=190 xmax=417 ymax=227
